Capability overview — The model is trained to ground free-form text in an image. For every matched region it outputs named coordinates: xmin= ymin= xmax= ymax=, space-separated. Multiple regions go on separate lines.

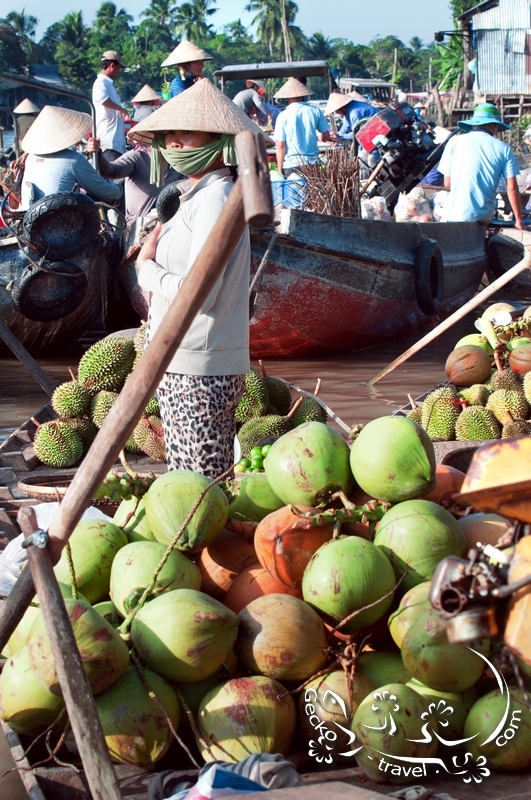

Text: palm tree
xmin=245 ymin=0 xmax=303 ymax=60
xmin=141 ymin=0 xmax=178 ymax=29
xmin=174 ymin=0 xmax=217 ymax=43
xmin=307 ymin=32 xmax=336 ymax=62
xmin=94 ymin=2 xmax=133 ymax=33
xmin=59 ymin=11 xmax=87 ymax=49
xmin=1 ymin=9 xmax=38 ymax=66
xmin=409 ymin=36 xmax=424 ymax=52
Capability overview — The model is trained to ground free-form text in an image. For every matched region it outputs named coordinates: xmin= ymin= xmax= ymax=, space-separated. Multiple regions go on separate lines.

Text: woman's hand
xmin=86 ymin=137 xmax=100 ymax=154
xmin=137 ymin=221 xmax=162 ymax=271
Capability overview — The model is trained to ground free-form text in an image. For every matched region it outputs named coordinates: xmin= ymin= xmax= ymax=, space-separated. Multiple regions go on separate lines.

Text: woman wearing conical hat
xmin=273 ymin=77 xmax=331 ymax=177
xmin=13 ymin=98 xmax=40 ymax=139
xmin=19 ymin=105 xmax=122 ymax=210
xmin=131 ymin=84 xmax=161 ymax=122
xmin=131 ymin=79 xmax=267 ymax=478
xmin=161 ymin=39 xmax=213 ymax=98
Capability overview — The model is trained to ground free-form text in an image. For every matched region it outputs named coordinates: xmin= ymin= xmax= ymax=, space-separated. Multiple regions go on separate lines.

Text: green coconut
xmin=454 ymin=333 xmax=493 ymax=354
xmin=93 ymin=601 xmax=121 ymax=628
xmin=374 ymin=499 xmax=466 ymax=593
xmin=263 ymin=422 xmax=352 ymax=506
xmin=0 ymin=646 xmax=65 ymax=736
xmin=227 ymin=473 xmax=285 ymax=522
xmin=145 ymin=470 xmax=228 ymax=553
xmin=197 ymin=676 xmax=296 ymax=762
xmin=95 ymin=665 xmax=180 ymax=768
xmin=236 ymin=594 xmax=328 ymax=681
xmin=53 ymin=519 xmax=128 ymax=604
xmin=356 ymin=652 xmax=412 ymax=688
xmin=113 ymin=496 xmax=154 ymax=542
xmin=349 ymin=416 xmax=436 ymax=503
xmin=299 ymin=669 xmax=374 ymax=755
xmin=464 ymin=688 xmax=531 ymax=770
xmin=302 ymin=536 xmax=396 ymax=633
xmin=388 ymin=582 xmax=432 ymax=648
xmin=406 ymin=678 xmax=478 ymax=740
xmin=131 ymin=588 xmax=238 ymax=682
xmin=28 ymin=598 xmax=130 ymax=696
xmin=353 ymin=683 xmax=439 ymax=784
xmin=110 ymin=540 xmax=201 ymax=618
xmin=401 ymin=607 xmax=489 ymax=692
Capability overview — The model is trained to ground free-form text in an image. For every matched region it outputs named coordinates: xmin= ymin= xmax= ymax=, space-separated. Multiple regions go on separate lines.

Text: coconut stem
xmin=331 ymin=573 xmax=405 ymax=634
xmin=65 ymin=541 xmax=78 ymax=600
xmin=286 ymin=396 xmax=303 ymax=418
xmin=407 ymin=393 xmax=418 ymax=410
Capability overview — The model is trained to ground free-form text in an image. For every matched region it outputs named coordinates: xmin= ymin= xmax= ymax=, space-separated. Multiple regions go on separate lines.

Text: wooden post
xmin=18 ymin=507 xmax=124 ymax=800
xmin=0 ymin=319 xmax=56 ymax=396
xmin=0 ymin=132 xmax=273 ymax=653
xmin=432 ymin=84 xmax=445 ymax=127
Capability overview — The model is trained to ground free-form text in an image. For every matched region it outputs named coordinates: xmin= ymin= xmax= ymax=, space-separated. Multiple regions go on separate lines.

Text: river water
xmin=0 ymin=295 xmax=528 ymax=798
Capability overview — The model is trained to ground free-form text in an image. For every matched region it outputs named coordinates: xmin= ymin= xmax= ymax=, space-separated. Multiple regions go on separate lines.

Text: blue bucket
xmin=271 ymin=177 xmax=306 ymax=208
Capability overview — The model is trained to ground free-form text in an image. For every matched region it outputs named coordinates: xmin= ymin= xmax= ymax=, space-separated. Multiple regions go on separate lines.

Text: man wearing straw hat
xmin=131 ymin=79 xmax=269 ymax=478
xmin=19 ymin=106 xmax=122 ymax=210
xmin=92 ymin=50 xmax=130 ymax=163
xmin=325 ymin=91 xmax=379 ymax=142
xmin=273 ymin=77 xmax=330 ymax=177
xmin=131 ymin=84 xmax=160 ymax=122
xmin=438 ymin=103 xmax=523 ymax=228
xmin=161 ymin=40 xmax=213 ymax=98
xmin=233 ymin=80 xmax=272 ymax=128
xmin=13 ymin=98 xmax=40 ymax=139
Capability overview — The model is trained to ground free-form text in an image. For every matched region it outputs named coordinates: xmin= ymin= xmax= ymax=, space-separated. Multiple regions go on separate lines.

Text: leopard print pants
xmin=157 ymin=373 xmax=245 ymax=479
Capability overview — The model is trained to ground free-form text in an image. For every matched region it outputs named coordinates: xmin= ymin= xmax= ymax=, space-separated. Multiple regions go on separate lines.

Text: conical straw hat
xmin=161 ymin=39 xmax=213 ymax=68
xmin=129 ymin=78 xmax=271 ymax=145
xmin=132 ymin=84 xmax=160 ymax=103
xmin=274 ymin=77 xmax=313 ymax=100
xmin=21 ymin=106 xmax=92 ymax=155
xmin=13 ymin=98 xmax=40 ymax=114
xmin=325 ymin=92 xmax=354 ymax=116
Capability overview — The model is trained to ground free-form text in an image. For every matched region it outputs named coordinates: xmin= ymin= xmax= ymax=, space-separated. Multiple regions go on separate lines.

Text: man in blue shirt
xmin=273 ymin=77 xmax=330 ymax=177
xmin=438 ymin=103 xmax=523 ymax=228
xmin=160 ymin=40 xmax=213 ymax=98
xmin=325 ymin=91 xmax=379 ymax=141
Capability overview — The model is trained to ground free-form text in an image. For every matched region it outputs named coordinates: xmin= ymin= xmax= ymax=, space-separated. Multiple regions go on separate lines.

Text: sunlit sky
xmin=15 ymin=0 xmax=454 ymax=49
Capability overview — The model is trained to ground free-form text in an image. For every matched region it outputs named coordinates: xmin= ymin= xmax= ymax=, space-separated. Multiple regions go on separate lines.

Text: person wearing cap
xmin=273 ymin=77 xmax=331 ymax=177
xmin=19 ymin=106 xmax=122 ymax=210
xmin=326 ymin=91 xmax=379 ymax=142
xmin=13 ymin=98 xmax=40 ymax=140
xmin=232 ymin=80 xmax=272 ymax=128
xmin=438 ymin=103 xmax=523 ymax=228
xmin=132 ymin=78 xmax=268 ymax=478
xmin=131 ymin=84 xmax=160 ymax=122
xmin=161 ymin=40 xmax=213 ymax=98
xmin=92 ymin=50 xmax=130 ymax=163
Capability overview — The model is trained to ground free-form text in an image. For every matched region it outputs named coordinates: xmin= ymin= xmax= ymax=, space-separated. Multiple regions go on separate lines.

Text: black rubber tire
xmin=156 ymin=182 xmax=183 ymax=223
xmin=12 ymin=261 xmax=88 ymax=322
xmin=413 ymin=238 xmax=444 ymax=315
xmin=23 ymin=192 xmax=101 ymax=260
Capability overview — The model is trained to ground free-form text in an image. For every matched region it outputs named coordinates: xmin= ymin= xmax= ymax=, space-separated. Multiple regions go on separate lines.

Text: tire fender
xmin=11 ymin=261 xmax=88 ymax=322
xmin=156 ymin=182 xmax=183 ymax=223
xmin=414 ymin=238 xmax=444 ymax=315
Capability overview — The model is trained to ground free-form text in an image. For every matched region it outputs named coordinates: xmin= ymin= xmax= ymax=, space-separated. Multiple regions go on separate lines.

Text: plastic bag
xmin=0 ymin=503 xmax=113 ymax=598
xmin=394 ymin=187 xmax=434 ymax=223
xmin=361 ymin=196 xmax=392 ymax=220
xmin=431 ymin=189 xmax=449 ymax=222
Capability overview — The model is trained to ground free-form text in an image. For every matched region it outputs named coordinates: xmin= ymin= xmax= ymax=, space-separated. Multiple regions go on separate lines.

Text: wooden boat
xmin=249 ymin=209 xmax=488 ymax=359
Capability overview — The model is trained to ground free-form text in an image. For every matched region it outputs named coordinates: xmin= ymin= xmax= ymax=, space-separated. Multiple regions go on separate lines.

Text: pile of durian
xmin=33 ymin=325 xmax=165 ymax=469
xmin=235 ymin=362 xmax=327 ymax=457
xmin=408 ymin=302 xmax=531 ymax=442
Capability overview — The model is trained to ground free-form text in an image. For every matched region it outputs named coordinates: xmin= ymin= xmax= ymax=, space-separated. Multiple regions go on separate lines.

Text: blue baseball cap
xmin=457 ymin=103 xmax=511 ymax=132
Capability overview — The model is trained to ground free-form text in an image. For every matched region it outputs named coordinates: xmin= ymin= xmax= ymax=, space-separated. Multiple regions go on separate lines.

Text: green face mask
xmin=150 ymin=134 xmax=237 ymax=187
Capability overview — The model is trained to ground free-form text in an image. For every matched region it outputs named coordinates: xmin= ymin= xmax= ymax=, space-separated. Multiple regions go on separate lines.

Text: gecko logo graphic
xmin=303 ymin=648 xmax=526 ymax=783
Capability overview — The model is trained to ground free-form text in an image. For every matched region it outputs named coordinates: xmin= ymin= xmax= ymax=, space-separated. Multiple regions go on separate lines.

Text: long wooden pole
xmin=0 ymin=131 xmax=272 ymax=654
xmin=19 ymin=508 xmax=124 ymax=800
xmin=368 ymin=246 xmax=531 ymax=386
xmin=0 ymin=319 xmax=56 ymax=396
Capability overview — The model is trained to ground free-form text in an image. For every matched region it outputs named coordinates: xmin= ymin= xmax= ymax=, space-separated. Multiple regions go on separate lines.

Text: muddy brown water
xmin=0 ymin=298 xmax=528 ymax=798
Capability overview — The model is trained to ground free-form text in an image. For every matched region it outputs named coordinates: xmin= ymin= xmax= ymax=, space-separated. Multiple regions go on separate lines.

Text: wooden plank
xmin=0 ymin=720 xmax=47 ymax=800
xmin=0 ymin=319 xmax=56 ymax=397
xmin=229 ymin=782 xmax=384 ymax=800
xmin=0 ymin=509 xmax=19 ymax=541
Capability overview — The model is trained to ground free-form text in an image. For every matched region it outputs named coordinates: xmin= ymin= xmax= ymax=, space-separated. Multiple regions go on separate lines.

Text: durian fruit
xmin=51 ymin=381 xmax=91 ymax=419
xmin=77 ymin=337 xmax=135 ymax=394
xmin=420 ymin=386 xmax=461 ymax=441
xmin=132 ymin=323 xmax=147 ymax=369
xmin=259 ymin=360 xmax=292 ymax=416
xmin=486 ymin=389 xmax=529 ymax=425
xmin=33 ymin=421 xmax=83 ymax=468
xmin=63 ymin=417 xmax=98 ymax=452
xmin=90 ymin=391 xmax=119 ymax=428
xmin=523 ymin=371 xmax=531 ymax=405
xmin=290 ymin=397 xmax=327 ymax=426
xmin=455 ymin=406 xmax=501 ymax=441
xmin=405 ymin=393 xmax=422 ymax=424
xmin=458 ymin=384 xmax=490 ymax=406
xmin=502 ymin=412 xmax=531 ymax=439
xmin=238 ymin=414 xmax=294 ymax=457
xmin=144 ymin=396 xmax=160 ymax=417
xmin=490 ymin=350 xmax=522 ymax=392
xmin=133 ymin=416 xmax=166 ymax=462
xmin=235 ymin=367 xmax=269 ymax=424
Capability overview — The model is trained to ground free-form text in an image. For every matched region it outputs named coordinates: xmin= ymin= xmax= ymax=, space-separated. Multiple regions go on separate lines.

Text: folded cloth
xmin=183 ymin=764 xmax=267 ymax=799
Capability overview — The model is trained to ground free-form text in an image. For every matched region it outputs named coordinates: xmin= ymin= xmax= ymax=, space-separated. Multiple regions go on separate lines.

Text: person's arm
xmin=506 ymin=176 xmax=524 ymax=230
xmin=72 ymin=154 xmax=123 ymax=203
xmin=444 ymin=175 xmax=451 ymax=190
xmin=276 ymin=141 xmax=286 ymax=176
xmin=252 ymin=90 xmax=268 ymax=116
xmin=317 ymin=111 xmax=331 ymax=142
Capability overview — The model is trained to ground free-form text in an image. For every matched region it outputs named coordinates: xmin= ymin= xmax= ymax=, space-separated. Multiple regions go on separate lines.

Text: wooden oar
xmin=0 ymin=130 xmax=273 ymax=653
xmin=0 ymin=319 xmax=56 ymax=395
xmin=368 ymin=246 xmax=531 ymax=386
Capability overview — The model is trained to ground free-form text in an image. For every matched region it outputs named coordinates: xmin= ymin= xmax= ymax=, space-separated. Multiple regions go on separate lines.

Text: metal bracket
xmin=21 ymin=529 xmax=49 ymax=549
